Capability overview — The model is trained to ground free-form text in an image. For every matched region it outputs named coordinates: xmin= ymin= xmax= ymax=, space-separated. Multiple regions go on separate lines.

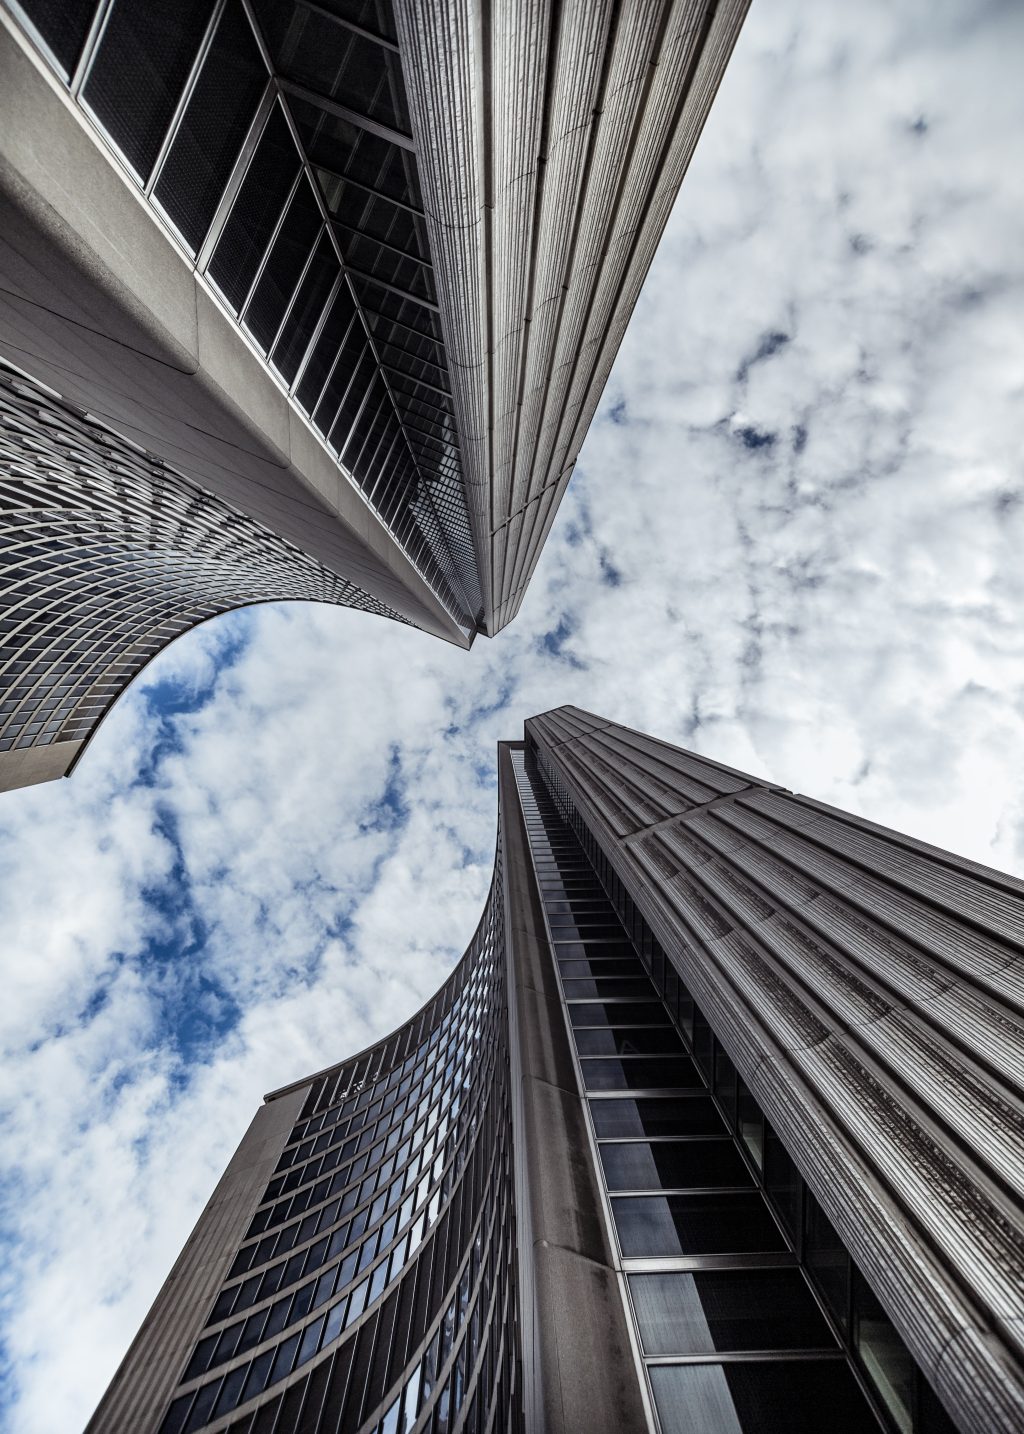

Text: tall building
xmin=88 ymin=707 xmax=1024 ymax=1434
xmin=0 ymin=0 xmax=748 ymax=791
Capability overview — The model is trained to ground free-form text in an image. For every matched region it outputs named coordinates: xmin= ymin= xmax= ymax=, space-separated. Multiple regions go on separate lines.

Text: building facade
xmin=88 ymin=708 xmax=1024 ymax=1434
xmin=0 ymin=0 xmax=748 ymax=790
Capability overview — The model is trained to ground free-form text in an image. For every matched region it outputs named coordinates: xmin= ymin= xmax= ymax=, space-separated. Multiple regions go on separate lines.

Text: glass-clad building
xmin=88 ymin=709 xmax=1024 ymax=1433
xmin=0 ymin=0 xmax=749 ymax=790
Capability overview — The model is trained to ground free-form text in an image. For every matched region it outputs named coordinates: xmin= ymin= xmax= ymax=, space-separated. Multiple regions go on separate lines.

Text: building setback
xmin=0 ymin=0 xmax=748 ymax=790
xmin=87 ymin=707 xmax=1024 ymax=1434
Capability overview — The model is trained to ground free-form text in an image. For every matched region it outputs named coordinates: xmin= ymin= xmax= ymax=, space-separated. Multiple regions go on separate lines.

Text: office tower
xmin=88 ymin=707 xmax=1024 ymax=1434
xmin=0 ymin=0 xmax=748 ymax=790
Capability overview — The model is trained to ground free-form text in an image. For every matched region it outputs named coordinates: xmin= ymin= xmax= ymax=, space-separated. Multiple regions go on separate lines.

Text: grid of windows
xmin=0 ymin=365 xmax=402 ymax=761
xmin=157 ymin=839 xmax=522 ymax=1434
xmin=8 ymin=0 xmax=481 ymax=629
xmin=514 ymin=747 xmax=959 ymax=1434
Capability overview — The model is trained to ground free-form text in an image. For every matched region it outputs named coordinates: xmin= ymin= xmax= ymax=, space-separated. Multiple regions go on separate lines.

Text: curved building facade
xmin=0 ymin=0 xmax=749 ymax=791
xmin=0 ymin=362 xmax=405 ymax=791
xmin=87 ymin=714 xmax=1024 ymax=1434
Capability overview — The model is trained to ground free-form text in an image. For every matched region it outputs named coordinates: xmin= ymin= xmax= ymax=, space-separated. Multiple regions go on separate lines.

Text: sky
xmin=1 ymin=1 xmax=1023 ymax=1429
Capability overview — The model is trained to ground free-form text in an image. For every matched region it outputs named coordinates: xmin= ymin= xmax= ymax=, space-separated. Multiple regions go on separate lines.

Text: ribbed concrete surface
xmin=527 ymin=704 xmax=1024 ymax=1434
xmin=395 ymin=0 xmax=750 ymax=635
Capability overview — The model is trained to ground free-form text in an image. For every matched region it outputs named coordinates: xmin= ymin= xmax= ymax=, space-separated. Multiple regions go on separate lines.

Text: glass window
xmin=764 ymin=1124 xmax=801 ymax=1237
xmin=612 ymin=1193 xmax=787 ymax=1257
xmin=649 ymin=1360 xmax=880 ymax=1434
xmin=714 ymin=1043 xmax=738 ymax=1123
xmin=736 ymin=1079 xmax=763 ymax=1169
xmin=574 ymin=1027 xmax=686 ymax=1057
xmin=83 ymin=0 xmax=211 ymax=182
xmin=561 ymin=978 xmax=658 ymax=1000
xmin=853 ymin=1266 xmax=914 ymax=1434
xmin=805 ymin=1193 xmax=850 ymax=1331
xmin=581 ymin=1057 xmax=702 ymax=1092
xmin=153 ymin=0 xmax=267 ymax=252
xmin=630 ymin=1269 xmax=835 ymax=1355
xmin=16 ymin=0 xmax=94 ymax=74
xmin=569 ymin=1002 xmax=669 ymax=1028
xmin=692 ymin=1006 xmax=713 ymax=1080
xmin=589 ymin=1096 xmax=722 ymax=1139
xmin=243 ymin=176 xmax=322 ymax=351
xmin=599 ymin=1139 xmax=751 ymax=1192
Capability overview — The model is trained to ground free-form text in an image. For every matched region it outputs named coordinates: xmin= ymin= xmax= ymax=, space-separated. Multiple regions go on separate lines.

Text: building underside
xmin=87 ymin=708 xmax=1024 ymax=1434
xmin=0 ymin=0 xmax=749 ymax=791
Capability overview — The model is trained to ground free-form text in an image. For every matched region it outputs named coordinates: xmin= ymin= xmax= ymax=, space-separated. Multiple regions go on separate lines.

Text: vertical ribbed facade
xmin=526 ymin=705 xmax=1024 ymax=1434
xmin=394 ymin=0 xmax=750 ymax=632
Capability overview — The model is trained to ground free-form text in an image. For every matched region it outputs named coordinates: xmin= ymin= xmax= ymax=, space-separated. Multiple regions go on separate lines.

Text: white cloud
xmin=2 ymin=1 xmax=1023 ymax=1429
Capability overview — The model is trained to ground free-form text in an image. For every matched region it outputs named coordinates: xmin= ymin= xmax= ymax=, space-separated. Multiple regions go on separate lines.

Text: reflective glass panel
xmin=630 ymin=1270 xmax=835 ymax=1354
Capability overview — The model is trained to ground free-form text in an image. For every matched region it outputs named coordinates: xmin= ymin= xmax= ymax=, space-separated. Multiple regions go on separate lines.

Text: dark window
xmin=612 ymin=1193 xmax=787 ymax=1257
xmin=83 ymin=0 xmax=211 ymax=181
xmin=153 ymin=0 xmax=267 ymax=252
xmin=580 ymin=1056 xmax=702 ymax=1092
xmin=271 ymin=232 xmax=340 ymax=384
xmin=16 ymin=0 xmax=95 ymax=74
xmin=599 ymin=1139 xmax=751 ymax=1191
xmin=589 ymin=1096 xmax=722 ymax=1139
xmin=569 ymin=1002 xmax=677 ymax=1029
xmin=207 ymin=104 xmax=300 ymax=313
xmin=805 ymin=1192 xmax=850 ymax=1330
xmin=630 ymin=1269 xmax=836 ymax=1354
xmin=574 ymin=1027 xmax=686 ymax=1056
xmin=295 ymin=286 xmax=357 ymax=414
xmin=737 ymin=1078 xmax=764 ymax=1168
xmin=243 ymin=176 xmax=323 ymax=352
xmin=764 ymin=1123 xmax=801 ymax=1236
xmin=649 ymin=1360 xmax=880 ymax=1434
xmin=853 ymin=1265 xmax=915 ymax=1433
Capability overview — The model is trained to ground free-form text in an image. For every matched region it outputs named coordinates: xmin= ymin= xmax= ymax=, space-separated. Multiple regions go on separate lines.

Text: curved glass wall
xmin=0 ymin=364 xmax=402 ymax=767
xmin=157 ymin=834 xmax=522 ymax=1434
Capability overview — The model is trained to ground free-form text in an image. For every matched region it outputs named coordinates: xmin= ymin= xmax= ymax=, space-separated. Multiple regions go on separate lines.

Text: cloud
xmin=1 ymin=1 xmax=1023 ymax=1429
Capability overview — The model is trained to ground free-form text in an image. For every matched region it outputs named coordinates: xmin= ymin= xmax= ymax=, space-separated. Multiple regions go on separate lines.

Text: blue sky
xmin=2 ymin=1 xmax=1024 ymax=1429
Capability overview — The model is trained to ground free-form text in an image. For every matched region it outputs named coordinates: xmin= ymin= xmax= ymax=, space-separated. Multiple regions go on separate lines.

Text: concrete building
xmin=87 ymin=707 xmax=1024 ymax=1434
xmin=0 ymin=0 xmax=748 ymax=791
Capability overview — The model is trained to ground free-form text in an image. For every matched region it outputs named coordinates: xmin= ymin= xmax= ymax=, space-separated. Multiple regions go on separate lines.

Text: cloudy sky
xmin=2 ymin=0 xmax=1023 ymax=1429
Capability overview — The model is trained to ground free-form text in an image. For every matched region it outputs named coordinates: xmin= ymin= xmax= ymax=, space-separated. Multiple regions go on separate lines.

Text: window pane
xmin=17 ymin=0 xmax=95 ymax=74
xmin=853 ymin=1267 xmax=914 ymax=1433
xmin=153 ymin=0 xmax=266 ymax=251
xmin=562 ymin=978 xmax=657 ymax=1000
xmin=271 ymin=232 xmax=339 ymax=384
xmin=612 ymin=1193 xmax=786 ymax=1257
xmin=243 ymin=176 xmax=323 ymax=351
xmin=764 ymin=1125 xmax=800 ymax=1236
xmin=600 ymin=1139 xmax=751 ymax=1191
xmin=207 ymin=104 xmax=299 ymax=313
xmin=805 ymin=1194 xmax=849 ymax=1331
xmin=629 ymin=1270 xmax=836 ymax=1355
xmin=589 ymin=1096 xmax=722 ymax=1139
xmin=83 ymin=0 xmax=211 ymax=181
xmin=649 ymin=1360 xmax=880 ymax=1434
xmin=569 ymin=1002 xmax=668 ymax=1028
xmin=581 ymin=1057 xmax=701 ymax=1092
xmin=574 ymin=1027 xmax=686 ymax=1056
xmin=737 ymin=1079 xmax=763 ymax=1169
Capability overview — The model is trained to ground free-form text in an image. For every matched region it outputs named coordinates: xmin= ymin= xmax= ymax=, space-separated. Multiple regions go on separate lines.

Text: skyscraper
xmin=88 ymin=707 xmax=1024 ymax=1434
xmin=0 ymin=0 xmax=748 ymax=791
